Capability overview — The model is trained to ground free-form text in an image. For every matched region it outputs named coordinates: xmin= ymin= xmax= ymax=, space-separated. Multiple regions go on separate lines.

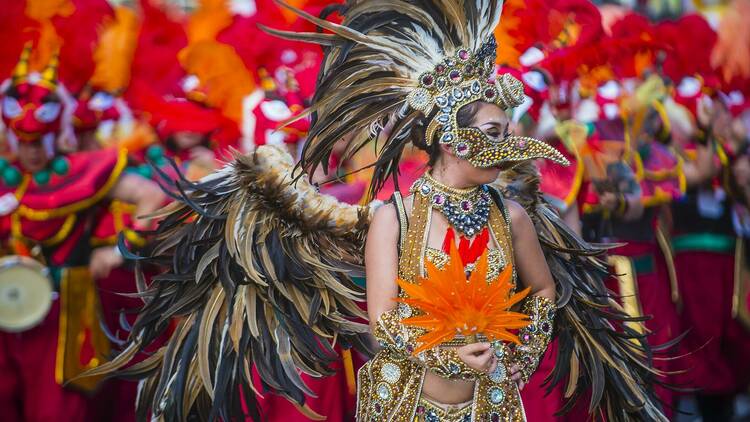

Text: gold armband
xmin=511 ymin=296 xmax=556 ymax=383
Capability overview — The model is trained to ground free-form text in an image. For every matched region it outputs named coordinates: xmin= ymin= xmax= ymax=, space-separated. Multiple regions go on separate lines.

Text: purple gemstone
xmin=484 ymin=88 xmax=496 ymax=99
xmin=449 ymin=70 xmax=461 ymax=81
xmin=523 ymin=334 xmax=531 ymax=342
xmin=491 ymin=414 xmax=500 ymax=422
xmin=421 ymin=74 xmax=434 ymax=86
xmin=458 ymin=49 xmax=469 ymax=60
xmin=433 ymin=194 xmax=445 ymax=205
xmin=417 ymin=406 xmax=425 ymax=415
xmin=436 ymin=64 xmax=446 ymax=74
xmin=464 ymin=65 xmax=474 ymax=74
xmin=406 ymin=344 xmax=414 ymax=353
xmin=460 ymin=200 xmax=472 ymax=211
xmin=517 ymin=139 xmax=527 ymax=149
xmin=456 ymin=143 xmax=469 ymax=154
xmin=374 ymin=403 xmax=382 ymax=412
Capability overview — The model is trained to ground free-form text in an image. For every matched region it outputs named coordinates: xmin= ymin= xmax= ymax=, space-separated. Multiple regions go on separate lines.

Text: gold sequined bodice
xmin=356 ymin=187 xmax=526 ymax=422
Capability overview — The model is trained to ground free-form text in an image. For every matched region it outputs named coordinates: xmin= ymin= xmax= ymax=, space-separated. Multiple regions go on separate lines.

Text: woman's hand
xmin=456 ymin=342 xmax=497 ymax=374
xmin=509 ymin=364 xmax=527 ymax=390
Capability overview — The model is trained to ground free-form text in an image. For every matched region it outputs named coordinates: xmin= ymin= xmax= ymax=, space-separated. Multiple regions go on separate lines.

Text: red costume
xmin=0 ymin=44 xmax=128 ymax=421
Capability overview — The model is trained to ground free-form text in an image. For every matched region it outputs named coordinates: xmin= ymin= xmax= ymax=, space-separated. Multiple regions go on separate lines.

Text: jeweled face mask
xmin=406 ymin=37 xmax=569 ymax=168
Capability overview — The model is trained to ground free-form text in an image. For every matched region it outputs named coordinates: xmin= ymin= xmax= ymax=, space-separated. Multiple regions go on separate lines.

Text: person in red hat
xmin=0 ymin=43 xmax=165 ymax=422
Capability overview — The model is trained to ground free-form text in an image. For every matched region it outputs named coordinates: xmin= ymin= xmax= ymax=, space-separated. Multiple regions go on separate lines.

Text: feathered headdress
xmin=264 ymin=0 xmax=567 ymax=198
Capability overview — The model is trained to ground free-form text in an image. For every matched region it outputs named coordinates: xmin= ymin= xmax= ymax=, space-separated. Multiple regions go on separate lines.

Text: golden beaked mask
xmin=407 ymin=37 xmax=568 ymax=168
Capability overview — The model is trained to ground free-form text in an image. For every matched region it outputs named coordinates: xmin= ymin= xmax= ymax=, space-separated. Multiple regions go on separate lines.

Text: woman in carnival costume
xmin=94 ymin=1 xmax=671 ymax=421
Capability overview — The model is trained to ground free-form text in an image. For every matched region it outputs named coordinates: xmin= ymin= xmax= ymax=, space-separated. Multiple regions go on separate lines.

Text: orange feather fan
xmin=395 ymin=240 xmax=531 ymax=355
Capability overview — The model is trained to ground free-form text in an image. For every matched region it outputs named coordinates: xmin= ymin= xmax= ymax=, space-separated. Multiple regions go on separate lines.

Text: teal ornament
xmin=33 ymin=169 xmax=51 ymax=186
xmin=51 ymin=157 xmax=70 ymax=175
xmin=137 ymin=164 xmax=152 ymax=179
xmin=0 ymin=158 xmax=9 ymax=172
xmin=2 ymin=166 xmax=22 ymax=187
xmin=146 ymin=145 xmax=165 ymax=161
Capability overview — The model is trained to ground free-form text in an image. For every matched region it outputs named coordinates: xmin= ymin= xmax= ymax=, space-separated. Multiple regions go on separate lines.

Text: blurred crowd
xmin=0 ymin=0 xmax=748 ymax=421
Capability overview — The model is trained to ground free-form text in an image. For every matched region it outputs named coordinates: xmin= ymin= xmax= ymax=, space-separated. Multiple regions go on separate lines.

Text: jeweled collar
xmin=410 ymin=173 xmax=491 ymax=237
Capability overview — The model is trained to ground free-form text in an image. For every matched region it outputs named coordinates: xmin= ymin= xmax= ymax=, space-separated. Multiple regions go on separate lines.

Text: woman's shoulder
xmin=500 ymin=198 xmax=535 ymax=237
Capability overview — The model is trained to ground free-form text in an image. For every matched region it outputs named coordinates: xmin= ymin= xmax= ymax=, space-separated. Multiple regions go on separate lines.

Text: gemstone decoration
xmin=395 ymin=335 xmax=404 ymax=349
xmin=421 ymin=73 xmax=435 ymax=87
xmin=432 ymin=193 xmax=446 ymax=206
xmin=449 ymin=70 xmax=461 ymax=82
xmin=381 ymin=362 xmax=401 ymax=384
xmin=489 ymin=363 xmax=507 ymax=383
xmin=397 ymin=303 xmax=412 ymax=318
xmin=458 ymin=49 xmax=470 ymax=61
xmin=488 ymin=387 xmax=505 ymax=404
xmin=376 ymin=382 xmax=392 ymax=400
xmin=426 ymin=410 xmax=440 ymax=422
xmin=455 ymin=142 xmax=470 ymax=157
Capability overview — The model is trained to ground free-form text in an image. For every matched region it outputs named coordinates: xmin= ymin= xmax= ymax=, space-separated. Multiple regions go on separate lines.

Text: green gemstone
xmin=51 ymin=157 xmax=70 ymax=175
xmin=33 ymin=170 xmax=51 ymax=185
xmin=2 ymin=166 xmax=22 ymax=187
xmin=0 ymin=158 xmax=8 ymax=172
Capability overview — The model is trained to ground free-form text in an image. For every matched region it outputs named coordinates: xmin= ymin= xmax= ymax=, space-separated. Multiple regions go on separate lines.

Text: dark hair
xmin=413 ymin=101 xmax=481 ymax=166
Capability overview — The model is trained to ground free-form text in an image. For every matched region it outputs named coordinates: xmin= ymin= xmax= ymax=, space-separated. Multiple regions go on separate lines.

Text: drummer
xmin=0 ymin=47 xmax=165 ymax=422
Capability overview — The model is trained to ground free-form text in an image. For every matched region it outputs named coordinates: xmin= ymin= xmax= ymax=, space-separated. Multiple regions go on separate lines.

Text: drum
xmin=0 ymin=255 xmax=53 ymax=332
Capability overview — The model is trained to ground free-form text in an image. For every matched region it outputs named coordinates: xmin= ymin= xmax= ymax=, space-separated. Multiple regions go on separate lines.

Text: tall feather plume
xmin=262 ymin=0 xmax=504 ymax=198
xmin=24 ymin=0 xmax=75 ymax=71
xmin=178 ymin=0 xmax=256 ymax=125
xmin=90 ymin=6 xmax=140 ymax=93
xmin=92 ymin=145 xmax=374 ymax=421
xmin=496 ymin=161 xmax=671 ymax=422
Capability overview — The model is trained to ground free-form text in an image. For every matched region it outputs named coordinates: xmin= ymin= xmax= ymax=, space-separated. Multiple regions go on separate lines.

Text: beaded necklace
xmin=410 ymin=172 xmax=490 ymax=237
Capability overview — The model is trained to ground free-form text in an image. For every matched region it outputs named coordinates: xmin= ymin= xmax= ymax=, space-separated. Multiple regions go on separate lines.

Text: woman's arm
xmin=507 ymin=200 xmax=555 ymax=300
xmin=365 ymin=203 xmax=400 ymax=327
xmin=507 ymin=200 xmax=557 ymax=387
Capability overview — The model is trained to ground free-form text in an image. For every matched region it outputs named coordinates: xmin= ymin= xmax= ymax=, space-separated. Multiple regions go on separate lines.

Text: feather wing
xmin=94 ymin=145 xmax=374 ymax=421
xmin=495 ymin=161 xmax=669 ymax=422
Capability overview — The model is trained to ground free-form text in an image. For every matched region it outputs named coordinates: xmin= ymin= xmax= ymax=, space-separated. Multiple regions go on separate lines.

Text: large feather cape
xmin=88 ymin=145 xmax=373 ymax=421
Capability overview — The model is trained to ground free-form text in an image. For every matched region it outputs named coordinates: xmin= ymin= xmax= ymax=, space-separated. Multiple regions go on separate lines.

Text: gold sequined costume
xmin=357 ymin=175 xmax=554 ymax=421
